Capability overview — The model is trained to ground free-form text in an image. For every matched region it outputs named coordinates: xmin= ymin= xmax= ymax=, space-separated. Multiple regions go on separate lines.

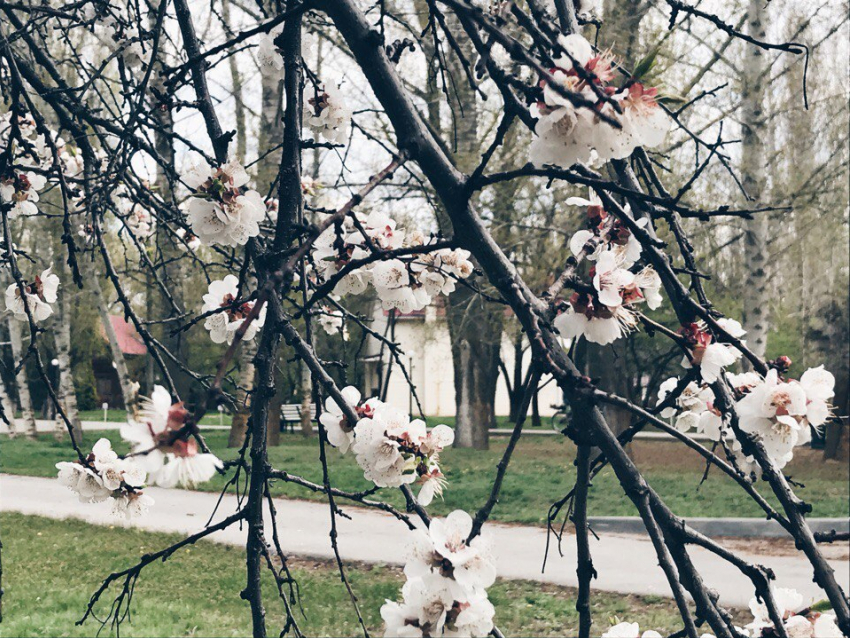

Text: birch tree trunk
xmin=90 ymin=270 xmax=139 ymax=419
xmin=7 ymin=316 xmax=37 ymax=438
xmin=52 ymin=275 xmax=82 ymax=443
xmin=0 ymin=367 xmax=16 ymax=431
xmin=740 ymin=0 xmax=770 ymax=360
xmin=222 ymin=0 xmax=247 ymax=164
xmin=299 ymin=360 xmax=313 ymax=436
xmin=228 ymin=339 xmax=257 ymax=448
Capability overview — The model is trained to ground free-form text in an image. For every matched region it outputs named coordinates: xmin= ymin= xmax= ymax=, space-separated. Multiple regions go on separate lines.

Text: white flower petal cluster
xmin=746 ymin=587 xmax=841 ymax=637
xmin=125 ymin=203 xmax=154 ymax=238
xmin=98 ymin=17 xmax=149 ymax=69
xmin=530 ymin=34 xmax=669 ymax=168
xmin=320 ymin=387 xmax=454 ymax=505
xmin=317 ymin=306 xmax=348 ymax=339
xmin=183 ymin=153 xmax=265 ymax=247
xmin=656 ymin=376 xmax=725 ymax=440
xmin=256 ymin=26 xmax=284 ymax=78
xmin=555 ymin=198 xmax=662 ymax=345
xmin=601 ymin=623 xmax=662 ymax=638
xmin=680 ymin=319 xmax=746 ymax=383
xmin=312 ymin=212 xmax=473 ymax=313
xmin=5 ymin=267 xmax=59 ymax=323
xmin=56 ymin=438 xmax=152 ymax=517
xmin=736 ymin=366 xmax=835 ymax=469
xmin=120 ymin=385 xmax=223 ymax=488
xmin=352 ymin=405 xmax=454 ymax=505
xmin=1 ymin=111 xmax=94 ymax=182
xmin=308 ymin=82 xmax=351 ymax=143
xmin=0 ymin=170 xmax=46 ymax=218
xmin=201 ymin=275 xmax=266 ymax=345
xmin=382 ymin=511 xmax=496 ymax=637
xmin=176 ymin=227 xmax=202 ymax=251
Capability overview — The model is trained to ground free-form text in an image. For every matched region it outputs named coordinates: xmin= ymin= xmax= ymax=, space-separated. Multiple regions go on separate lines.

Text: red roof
xmin=104 ymin=315 xmax=148 ymax=355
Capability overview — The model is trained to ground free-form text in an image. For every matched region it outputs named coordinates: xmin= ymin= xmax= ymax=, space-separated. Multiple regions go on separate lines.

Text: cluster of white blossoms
xmin=320 ymin=386 xmax=454 ymax=505
xmin=115 ymin=191 xmax=155 ymax=239
xmin=659 ymin=338 xmax=835 ymax=470
xmin=382 ymin=511 xmax=497 ymax=637
xmin=312 ymin=212 xmax=474 ymax=314
xmin=317 ymin=306 xmax=348 ymax=339
xmin=0 ymin=169 xmax=46 ymax=218
xmin=604 ymin=588 xmax=841 ymax=637
xmin=176 ymin=227 xmax=202 ymax=251
xmin=256 ymin=26 xmax=284 ymax=78
xmin=97 ymin=16 xmax=149 ymax=69
xmin=308 ymin=82 xmax=351 ymax=144
xmin=182 ymin=153 xmax=265 ymax=247
xmin=201 ymin=275 xmax=266 ymax=345
xmin=0 ymin=112 xmax=51 ymax=218
xmin=56 ymin=438 xmax=153 ymax=519
xmin=746 ymin=587 xmax=841 ymax=637
xmin=5 ymin=267 xmax=60 ymax=323
xmin=120 ymin=385 xmax=223 ymax=488
xmin=554 ymin=197 xmax=662 ymax=345
xmin=680 ymin=319 xmax=747 ymax=383
xmin=735 ymin=365 xmax=835 ymax=470
xmin=529 ymin=34 xmax=669 ymax=168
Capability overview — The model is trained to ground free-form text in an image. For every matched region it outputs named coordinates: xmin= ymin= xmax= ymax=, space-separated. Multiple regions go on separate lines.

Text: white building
xmin=361 ymin=302 xmax=562 ymax=418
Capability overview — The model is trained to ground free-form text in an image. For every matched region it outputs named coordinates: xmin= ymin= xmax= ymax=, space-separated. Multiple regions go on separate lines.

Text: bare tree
xmin=0 ymin=2 xmax=847 ymax=638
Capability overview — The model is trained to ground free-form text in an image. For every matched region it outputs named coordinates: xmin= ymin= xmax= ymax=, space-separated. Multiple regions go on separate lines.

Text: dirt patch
xmin=704 ymin=537 xmax=849 ymax=560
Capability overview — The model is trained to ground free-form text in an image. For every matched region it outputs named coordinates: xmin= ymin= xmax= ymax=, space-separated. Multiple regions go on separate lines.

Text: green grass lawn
xmin=0 ymin=513 xmax=689 ymax=637
xmin=2 ymin=431 xmax=847 ymax=523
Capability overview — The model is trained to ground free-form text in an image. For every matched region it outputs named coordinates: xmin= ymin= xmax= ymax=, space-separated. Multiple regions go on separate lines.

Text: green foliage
xmin=74 ymin=364 xmax=99 ymax=411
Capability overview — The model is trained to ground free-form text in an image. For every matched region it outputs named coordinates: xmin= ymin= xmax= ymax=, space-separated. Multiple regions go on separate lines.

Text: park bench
xmin=280 ymin=403 xmax=316 ymax=433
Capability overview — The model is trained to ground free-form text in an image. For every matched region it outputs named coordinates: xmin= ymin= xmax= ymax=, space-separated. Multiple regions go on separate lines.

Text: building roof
xmin=104 ymin=315 xmax=148 ymax=356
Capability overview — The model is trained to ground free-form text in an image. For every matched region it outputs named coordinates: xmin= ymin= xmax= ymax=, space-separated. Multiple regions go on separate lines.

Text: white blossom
xmin=183 ymin=154 xmax=264 ymax=247
xmin=308 ymin=82 xmax=351 ymax=143
xmin=530 ymin=34 xmax=668 ymax=169
xmin=383 ymin=510 xmax=497 ymax=637
xmin=5 ymin=267 xmax=59 ymax=323
xmin=601 ymin=623 xmax=662 ymax=638
xmin=1 ymin=170 xmax=46 ymax=217
xmin=201 ymin=275 xmax=266 ymax=345
xmin=319 ymin=385 xmax=362 ymax=453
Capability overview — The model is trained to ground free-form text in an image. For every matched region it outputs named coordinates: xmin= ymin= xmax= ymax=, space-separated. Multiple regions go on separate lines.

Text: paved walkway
xmin=2 ymin=474 xmax=846 ymax=609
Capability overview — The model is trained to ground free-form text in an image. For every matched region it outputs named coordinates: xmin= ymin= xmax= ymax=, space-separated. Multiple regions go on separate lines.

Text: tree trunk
xmin=822 ymin=299 xmax=848 ymax=460
xmin=90 ymin=269 xmax=139 ymax=419
xmin=267 ymin=393 xmax=281 ymax=447
xmin=507 ymin=331 xmax=525 ymax=422
xmin=740 ymin=0 xmax=770 ymax=361
xmin=148 ymin=16 xmax=190 ymax=403
xmin=299 ymin=360 xmax=313 ymax=436
xmin=451 ymin=337 xmax=498 ymax=449
xmin=52 ymin=274 xmax=82 ymax=443
xmin=228 ymin=339 xmax=257 ymax=448
xmin=602 ymin=0 xmax=650 ymax=60
xmin=0 ymin=367 xmax=16 ymax=431
xmin=222 ymin=0 xmax=247 ymax=164
xmin=585 ymin=343 xmax=632 ymax=437
xmin=7 ymin=316 xmax=37 ymax=438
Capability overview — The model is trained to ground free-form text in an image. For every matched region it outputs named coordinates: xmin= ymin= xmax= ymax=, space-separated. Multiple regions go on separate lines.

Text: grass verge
xmin=0 ymin=512 xmax=689 ymax=637
xmin=1 ymin=432 xmax=847 ymax=524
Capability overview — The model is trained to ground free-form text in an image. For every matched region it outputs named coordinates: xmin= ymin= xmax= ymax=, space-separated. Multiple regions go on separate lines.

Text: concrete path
xmin=2 ymin=474 xmax=847 ymax=609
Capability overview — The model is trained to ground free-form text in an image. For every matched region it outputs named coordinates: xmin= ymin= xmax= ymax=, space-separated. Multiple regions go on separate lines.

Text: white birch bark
xmin=740 ymin=0 xmax=770 ymax=360
xmin=7 ymin=315 xmax=37 ymax=437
